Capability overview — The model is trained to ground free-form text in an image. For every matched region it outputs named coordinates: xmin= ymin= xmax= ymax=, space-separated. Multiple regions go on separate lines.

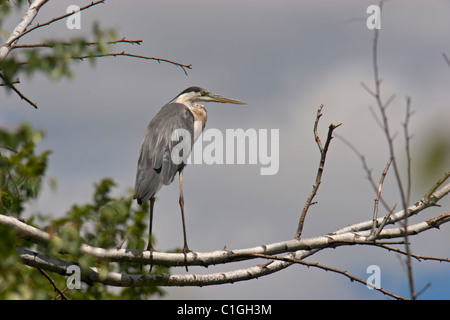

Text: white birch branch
xmin=2 ymin=181 xmax=449 ymax=272
xmin=18 ymin=247 xmax=294 ymax=287
xmin=16 ymin=208 xmax=450 ymax=289
xmin=0 ymin=0 xmax=49 ymax=61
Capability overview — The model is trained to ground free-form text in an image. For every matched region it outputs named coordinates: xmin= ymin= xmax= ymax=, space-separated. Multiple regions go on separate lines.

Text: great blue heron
xmin=134 ymin=86 xmax=246 ymax=256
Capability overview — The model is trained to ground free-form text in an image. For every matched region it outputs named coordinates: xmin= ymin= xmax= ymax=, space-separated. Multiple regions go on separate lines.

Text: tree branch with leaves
xmin=1 ymin=1 xmax=449 ymax=300
xmin=0 ymin=0 xmax=191 ymax=108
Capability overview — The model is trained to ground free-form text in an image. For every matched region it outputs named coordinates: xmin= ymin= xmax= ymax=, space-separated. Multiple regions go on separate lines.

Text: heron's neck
xmin=181 ymin=101 xmax=207 ymax=141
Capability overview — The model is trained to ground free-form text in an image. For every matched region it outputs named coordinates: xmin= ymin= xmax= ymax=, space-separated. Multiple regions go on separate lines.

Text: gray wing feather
xmin=134 ymin=103 xmax=195 ymax=204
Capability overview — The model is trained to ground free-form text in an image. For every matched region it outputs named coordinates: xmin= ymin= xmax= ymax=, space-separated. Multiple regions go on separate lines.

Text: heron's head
xmin=174 ymin=86 xmax=246 ymax=106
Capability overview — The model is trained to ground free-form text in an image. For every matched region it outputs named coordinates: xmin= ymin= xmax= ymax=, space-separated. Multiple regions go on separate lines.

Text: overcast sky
xmin=2 ymin=0 xmax=450 ymax=299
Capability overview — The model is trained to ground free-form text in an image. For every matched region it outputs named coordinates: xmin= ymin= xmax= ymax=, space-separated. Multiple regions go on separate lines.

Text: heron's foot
xmin=146 ymin=240 xmax=156 ymax=252
xmin=182 ymin=244 xmax=191 ymax=254
xmin=143 ymin=245 xmax=158 ymax=273
xmin=182 ymin=245 xmax=191 ymax=272
xmin=146 ymin=246 xmax=158 ymax=254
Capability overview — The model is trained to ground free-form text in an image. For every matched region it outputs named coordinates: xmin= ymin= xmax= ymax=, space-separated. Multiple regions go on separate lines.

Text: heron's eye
xmin=200 ymin=90 xmax=206 ymax=96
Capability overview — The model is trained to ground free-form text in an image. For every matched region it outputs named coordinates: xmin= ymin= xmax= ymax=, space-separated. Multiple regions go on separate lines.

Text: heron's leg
xmin=144 ymin=196 xmax=156 ymax=273
xmin=178 ymin=168 xmax=190 ymax=271
xmin=146 ymin=196 xmax=156 ymax=252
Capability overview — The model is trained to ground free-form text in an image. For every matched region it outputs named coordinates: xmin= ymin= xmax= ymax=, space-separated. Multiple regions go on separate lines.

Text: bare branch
xmin=368 ymin=105 xmax=384 ymax=131
xmin=295 ymin=104 xmax=342 ymax=239
xmin=235 ymin=253 xmax=407 ymax=300
xmin=73 ymin=51 xmax=192 ymax=75
xmin=403 ymin=96 xmax=414 ymax=205
xmin=364 ymin=1 xmax=418 ymax=298
xmin=423 ymin=171 xmax=450 ymax=202
xmin=37 ymin=268 xmax=68 ymax=300
xmin=13 ymin=51 xmax=192 ymax=76
xmin=11 ymin=38 xmax=143 ymax=50
xmin=416 ymin=282 xmax=432 ymax=299
xmin=370 ymin=203 xmax=397 ymax=240
xmin=401 ymin=97 xmax=415 ymax=297
xmin=360 ymin=81 xmax=376 ymax=97
xmin=0 ymin=72 xmax=38 ymax=108
xmin=334 ymin=133 xmax=391 ymax=212
xmin=378 ymin=241 xmax=450 ymax=263
xmin=370 ymin=156 xmax=392 ymax=237
xmin=0 ymin=78 xmax=20 ymax=86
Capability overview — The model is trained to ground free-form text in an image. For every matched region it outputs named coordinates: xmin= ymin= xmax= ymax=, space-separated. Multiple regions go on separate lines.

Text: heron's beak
xmin=201 ymin=92 xmax=246 ymax=105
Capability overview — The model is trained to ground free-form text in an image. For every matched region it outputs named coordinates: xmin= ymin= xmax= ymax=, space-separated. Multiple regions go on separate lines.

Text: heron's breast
xmin=189 ymin=107 xmax=207 ymax=142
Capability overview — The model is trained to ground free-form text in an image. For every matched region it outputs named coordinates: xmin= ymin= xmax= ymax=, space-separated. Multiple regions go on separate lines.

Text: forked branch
xmin=295 ymin=104 xmax=342 ymax=239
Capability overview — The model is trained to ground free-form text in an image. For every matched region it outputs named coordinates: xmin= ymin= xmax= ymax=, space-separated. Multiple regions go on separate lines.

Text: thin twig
xmin=368 ymin=104 xmax=384 ymax=131
xmin=334 ymin=133 xmax=391 ymax=212
xmin=0 ymin=72 xmax=37 ymax=108
xmin=38 ymin=268 xmax=68 ymax=300
xmin=236 ymin=253 xmax=407 ymax=300
xmin=12 ymin=50 xmax=192 ymax=77
xmin=423 ymin=171 xmax=450 ymax=202
xmin=73 ymin=51 xmax=192 ymax=75
xmin=378 ymin=241 xmax=450 ymax=263
xmin=11 ymin=38 xmax=143 ymax=50
xmin=403 ymin=96 xmax=414 ymax=207
xmin=10 ymin=46 xmax=192 ymax=78
xmin=416 ymin=282 xmax=432 ymax=299
xmin=52 ymin=287 xmax=69 ymax=300
xmin=0 ymin=78 xmax=20 ymax=86
xmin=401 ymin=95 xmax=415 ymax=296
xmin=371 ymin=203 xmax=397 ymax=240
xmin=370 ymin=156 xmax=392 ymax=237
xmin=295 ymin=105 xmax=342 ymax=239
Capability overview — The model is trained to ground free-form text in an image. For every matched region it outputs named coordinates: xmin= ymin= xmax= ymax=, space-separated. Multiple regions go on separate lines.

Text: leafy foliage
xmin=0 ymin=123 xmax=50 ymax=216
xmin=0 ymin=1 xmax=172 ymax=299
xmin=48 ymin=178 xmax=169 ymax=299
xmin=0 ymin=124 xmax=168 ymax=299
xmin=1 ymin=24 xmax=117 ymax=83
